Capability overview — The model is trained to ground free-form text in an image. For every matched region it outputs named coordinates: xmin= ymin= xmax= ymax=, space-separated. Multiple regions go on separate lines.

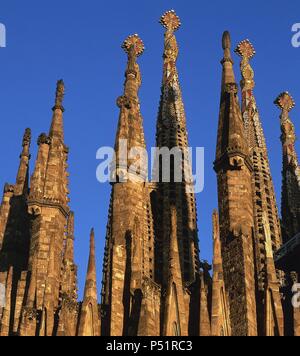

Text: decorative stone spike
xmin=160 ymin=10 xmax=181 ymax=32
xmin=235 ymin=39 xmax=256 ymax=59
xmin=122 ymin=34 xmax=145 ymax=57
xmin=275 ymin=92 xmax=296 ymax=112
xmin=222 ymin=31 xmax=231 ymax=50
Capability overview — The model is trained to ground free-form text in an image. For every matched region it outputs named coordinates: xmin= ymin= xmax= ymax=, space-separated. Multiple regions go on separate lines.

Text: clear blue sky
xmin=1 ymin=1 xmax=300 ymax=299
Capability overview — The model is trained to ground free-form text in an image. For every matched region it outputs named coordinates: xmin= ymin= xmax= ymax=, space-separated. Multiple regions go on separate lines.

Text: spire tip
xmin=22 ymin=128 xmax=31 ymax=147
xmin=53 ymin=79 xmax=65 ymax=111
xmin=122 ymin=34 xmax=145 ymax=57
xmin=222 ymin=31 xmax=231 ymax=50
xmin=235 ymin=39 xmax=256 ymax=59
xmin=160 ymin=10 xmax=181 ymax=32
xmin=274 ymin=92 xmax=296 ymax=112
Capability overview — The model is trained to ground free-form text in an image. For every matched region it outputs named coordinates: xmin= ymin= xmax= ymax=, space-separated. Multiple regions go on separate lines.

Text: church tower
xmin=153 ymin=10 xmax=208 ymax=336
xmin=101 ymin=35 xmax=160 ymax=336
xmin=274 ymin=92 xmax=300 ymax=336
xmin=214 ymin=31 xmax=257 ymax=336
xmin=275 ymin=92 xmax=300 ymax=242
xmin=235 ymin=40 xmax=284 ymax=336
xmin=19 ymin=80 xmax=76 ymax=336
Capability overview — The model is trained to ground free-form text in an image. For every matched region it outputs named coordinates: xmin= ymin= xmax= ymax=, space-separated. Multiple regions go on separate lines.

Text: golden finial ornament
xmin=274 ymin=92 xmax=296 ymax=112
xmin=160 ymin=10 xmax=181 ymax=32
xmin=122 ymin=34 xmax=145 ymax=57
xmin=235 ymin=39 xmax=256 ymax=60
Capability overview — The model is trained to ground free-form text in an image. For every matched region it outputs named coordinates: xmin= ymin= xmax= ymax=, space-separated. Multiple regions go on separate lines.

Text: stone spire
xmin=112 ymin=34 xmax=147 ymax=183
xmin=50 ymin=79 xmax=65 ymax=139
xmin=214 ymin=31 xmax=257 ymax=336
xmin=235 ymin=40 xmax=266 ymax=150
xmin=101 ymin=35 xmax=158 ymax=337
xmin=44 ymin=80 xmax=69 ymax=209
xmin=28 ymin=80 xmax=69 ymax=212
xmin=275 ymin=92 xmax=300 ymax=242
xmin=27 ymin=133 xmax=51 ymax=202
xmin=0 ymin=128 xmax=32 ymax=294
xmin=78 ymin=228 xmax=100 ymax=336
xmin=216 ymin=32 xmax=250 ymax=168
xmin=83 ymin=229 xmax=97 ymax=301
xmin=15 ymin=128 xmax=31 ymax=196
xmin=154 ymin=11 xmax=201 ymax=330
xmin=22 ymin=80 xmax=72 ymax=336
xmin=221 ymin=31 xmax=236 ymax=90
xmin=235 ymin=39 xmax=283 ymax=334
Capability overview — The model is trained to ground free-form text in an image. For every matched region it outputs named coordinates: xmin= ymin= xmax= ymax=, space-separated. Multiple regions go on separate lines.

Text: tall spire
xmin=221 ymin=31 xmax=236 ymax=89
xmin=23 ymin=80 xmax=71 ymax=335
xmin=50 ymin=79 xmax=65 ymax=140
xmin=235 ymin=40 xmax=283 ymax=333
xmin=78 ymin=228 xmax=100 ymax=336
xmin=155 ymin=9 xmax=200 ymax=287
xmin=214 ymin=31 xmax=257 ymax=336
xmin=15 ymin=128 xmax=31 ymax=196
xmin=121 ymin=35 xmax=144 ymax=100
xmin=235 ymin=40 xmax=266 ymax=150
xmin=112 ymin=34 xmax=147 ymax=183
xmin=0 ymin=129 xmax=32 ymax=275
xmin=83 ymin=228 xmax=97 ymax=300
xmin=101 ymin=34 xmax=159 ymax=336
xmin=159 ymin=10 xmax=181 ymax=85
xmin=275 ymin=92 xmax=300 ymax=241
xmin=150 ymin=10 xmax=202 ymax=336
xmin=29 ymin=80 xmax=69 ymax=210
xmin=215 ymin=32 xmax=250 ymax=169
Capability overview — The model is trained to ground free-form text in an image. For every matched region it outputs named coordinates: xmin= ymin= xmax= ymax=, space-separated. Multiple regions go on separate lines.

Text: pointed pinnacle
xmin=87 ymin=228 xmax=96 ymax=277
xmin=122 ymin=34 xmax=145 ymax=57
xmin=83 ymin=228 xmax=98 ymax=301
xmin=235 ymin=39 xmax=256 ymax=59
xmin=274 ymin=92 xmax=296 ymax=112
xmin=222 ymin=31 xmax=231 ymax=50
xmin=22 ymin=128 xmax=31 ymax=147
xmin=53 ymin=79 xmax=65 ymax=111
xmin=160 ymin=10 xmax=181 ymax=32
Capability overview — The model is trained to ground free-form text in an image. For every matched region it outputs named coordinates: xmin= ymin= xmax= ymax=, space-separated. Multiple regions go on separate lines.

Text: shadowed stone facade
xmin=0 ymin=10 xmax=299 ymax=337
xmin=0 ymin=81 xmax=100 ymax=336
